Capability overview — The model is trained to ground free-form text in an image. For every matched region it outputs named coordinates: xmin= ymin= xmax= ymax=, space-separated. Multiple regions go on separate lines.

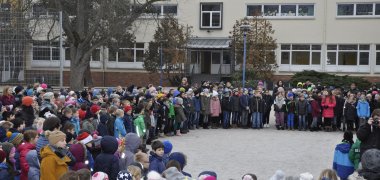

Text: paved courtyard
xmin=162 ymin=121 xmax=345 ymax=179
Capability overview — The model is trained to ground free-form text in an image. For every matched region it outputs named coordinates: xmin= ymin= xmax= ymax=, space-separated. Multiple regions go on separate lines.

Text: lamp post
xmin=160 ymin=41 xmax=163 ymax=86
xmin=240 ymin=23 xmax=252 ymax=88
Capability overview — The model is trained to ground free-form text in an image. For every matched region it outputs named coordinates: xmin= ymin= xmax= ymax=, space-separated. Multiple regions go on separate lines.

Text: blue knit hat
xmin=8 ymin=132 xmax=24 ymax=146
xmin=169 ymin=152 xmax=187 ymax=170
xmin=287 ymin=92 xmax=294 ymax=97
xmin=26 ymin=89 xmax=34 ymax=96
xmin=163 ymin=140 xmax=173 ymax=154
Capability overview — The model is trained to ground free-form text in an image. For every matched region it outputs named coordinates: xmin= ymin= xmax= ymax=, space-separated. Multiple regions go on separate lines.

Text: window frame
xmin=32 ymin=42 xmax=60 ymax=61
xmin=152 ymin=4 xmax=178 ymax=16
xmin=200 ymin=3 xmax=223 ymax=29
xmin=376 ymin=45 xmax=380 ymax=65
xmin=113 ymin=43 xmax=145 ymax=63
xmin=336 ymin=3 xmax=380 ymax=18
xmin=326 ymin=44 xmax=370 ymax=66
xmin=280 ymin=44 xmax=321 ymax=65
xmin=246 ymin=4 xmax=315 ymax=19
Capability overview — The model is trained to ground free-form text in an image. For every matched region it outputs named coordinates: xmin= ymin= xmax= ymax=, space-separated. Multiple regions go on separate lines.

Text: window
xmin=223 ymin=51 xmax=231 ymax=64
xmin=114 ymin=43 xmax=145 ymax=63
xmin=280 ymin=44 xmax=321 ymax=65
xmin=151 ymin=4 xmax=177 ymax=16
xmin=211 ymin=52 xmax=221 ymax=64
xmin=32 ymin=4 xmax=49 ymax=17
xmin=247 ymin=4 xmax=314 ymax=17
xmin=200 ymin=3 xmax=222 ymax=29
xmin=327 ymin=44 xmax=370 ymax=66
xmin=337 ymin=3 xmax=380 ymax=17
xmin=376 ymin=45 xmax=380 ymax=65
xmin=32 ymin=41 xmax=60 ymax=61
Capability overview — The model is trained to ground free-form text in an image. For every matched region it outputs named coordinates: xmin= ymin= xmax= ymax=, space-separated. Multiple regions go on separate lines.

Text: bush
xmin=290 ymin=70 xmax=371 ymax=90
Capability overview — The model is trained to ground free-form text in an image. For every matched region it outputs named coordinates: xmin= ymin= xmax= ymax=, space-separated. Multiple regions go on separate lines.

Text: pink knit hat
xmin=41 ymin=83 xmax=47 ymax=89
xmin=92 ymin=172 xmax=109 ymax=180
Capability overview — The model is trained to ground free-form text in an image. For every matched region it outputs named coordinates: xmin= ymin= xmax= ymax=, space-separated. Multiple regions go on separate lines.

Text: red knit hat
xmin=22 ymin=96 xmax=34 ymax=106
xmin=77 ymin=132 xmax=93 ymax=145
xmin=78 ymin=109 xmax=86 ymax=120
xmin=124 ymin=105 xmax=132 ymax=113
xmin=90 ymin=105 xmax=101 ymax=114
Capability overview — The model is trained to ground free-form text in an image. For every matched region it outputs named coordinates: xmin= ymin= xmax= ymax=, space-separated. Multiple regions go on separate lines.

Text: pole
xmin=59 ymin=11 xmax=63 ymax=88
xmin=160 ymin=42 xmax=163 ymax=86
xmin=242 ymin=31 xmax=247 ymax=88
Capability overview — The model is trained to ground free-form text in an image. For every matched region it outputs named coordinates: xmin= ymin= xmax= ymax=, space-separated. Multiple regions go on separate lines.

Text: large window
xmin=327 ymin=44 xmax=370 ymax=65
xmin=337 ymin=3 xmax=380 ymax=17
xmin=280 ymin=44 xmax=321 ymax=65
xmin=200 ymin=3 xmax=222 ymax=29
xmin=247 ymin=4 xmax=314 ymax=17
xmin=32 ymin=41 xmax=60 ymax=61
xmin=109 ymin=43 xmax=145 ymax=62
xmin=150 ymin=4 xmax=177 ymax=16
xmin=376 ymin=45 xmax=380 ymax=65
xmin=32 ymin=4 xmax=50 ymax=17
xmin=64 ymin=47 xmax=101 ymax=61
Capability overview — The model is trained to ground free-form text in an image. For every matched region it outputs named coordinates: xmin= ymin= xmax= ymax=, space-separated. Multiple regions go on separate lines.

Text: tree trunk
xmin=70 ymin=59 xmax=86 ymax=91
xmin=84 ymin=62 xmax=93 ymax=87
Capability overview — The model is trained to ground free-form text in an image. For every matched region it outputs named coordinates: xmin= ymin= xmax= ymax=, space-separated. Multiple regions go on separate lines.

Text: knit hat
xmin=117 ymin=170 xmax=133 ymax=180
xmin=1 ymin=142 xmax=14 ymax=155
xmin=0 ymin=150 xmax=5 ymax=163
xmin=90 ymin=105 xmax=101 ymax=114
xmin=14 ymin=85 xmax=24 ymax=94
xmin=22 ymin=96 xmax=34 ymax=106
xmin=175 ymin=97 xmax=183 ymax=105
xmin=199 ymin=171 xmax=217 ymax=178
xmin=92 ymin=172 xmax=109 ymax=180
xmin=287 ymin=92 xmax=294 ymax=98
xmin=361 ymin=149 xmax=380 ymax=172
xmin=26 ymin=89 xmax=34 ymax=96
xmin=43 ymin=92 xmax=54 ymax=100
xmin=124 ymin=105 xmax=132 ymax=113
xmin=45 ymin=130 xmax=66 ymax=145
xmin=77 ymin=132 xmax=93 ymax=145
xmin=258 ymin=81 xmax=264 ymax=86
xmin=8 ymin=133 xmax=24 ymax=146
xmin=40 ymin=83 xmax=47 ymax=89
xmin=163 ymin=140 xmax=173 ymax=154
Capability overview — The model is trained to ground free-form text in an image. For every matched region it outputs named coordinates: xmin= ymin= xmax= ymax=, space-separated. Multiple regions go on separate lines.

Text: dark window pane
xmin=359 ymin=52 xmax=369 ymax=65
xmin=223 ymin=52 xmax=231 ymax=64
xmin=212 ymin=52 xmax=221 ymax=64
xmin=377 ymin=52 xmax=380 ymax=65
xmin=247 ymin=5 xmax=262 ymax=16
xmin=281 ymin=44 xmax=291 ymax=50
xmin=292 ymin=51 xmax=310 ymax=65
xmin=327 ymin=52 xmax=336 ymax=65
xmin=281 ymin=5 xmax=296 ymax=16
xmin=292 ymin=45 xmax=310 ymax=50
xmin=339 ymin=45 xmax=357 ymax=50
xmin=108 ymin=49 xmax=117 ymax=61
xmin=191 ymin=51 xmax=198 ymax=64
xmin=376 ymin=4 xmax=380 ymax=15
xmin=92 ymin=49 xmax=100 ymax=61
xmin=65 ymin=48 xmax=70 ymax=60
xmin=33 ymin=47 xmax=50 ymax=60
xmin=356 ymin=4 xmax=373 ymax=15
xmin=338 ymin=4 xmax=354 ymax=16
xmin=136 ymin=43 xmax=144 ymax=48
xmin=338 ymin=52 xmax=357 ymax=65
xmin=211 ymin=12 xmax=220 ymax=26
xmin=136 ymin=50 xmax=144 ymax=62
xmin=312 ymin=45 xmax=321 ymax=50
xmin=312 ymin=52 xmax=321 ymax=65
xmin=163 ymin=5 xmax=177 ymax=15
xmin=118 ymin=49 xmax=134 ymax=62
xmin=52 ymin=48 xmax=60 ymax=60
xmin=202 ymin=12 xmax=210 ymax=27
xmin=359 ymin=45 xmax=370 ymax=50
xmin=377 ymin=45 xmax=380 ymax=50
xmin=264 ymin=5 xmax=279 ymax=16
xmin=202 ymin=4 xmax=220 ymax=11
xmin=298 ymin=5 xmax=314 ymax=16
xmin=152 ymin=5 xmax=161 ymax=15
xmin=33 ymin=4 xmax=48 ymax=17
xmin=327 ymin=45 xmax=337 ymax=50
xmin=281 ymin=52 xmax=290 ymax=64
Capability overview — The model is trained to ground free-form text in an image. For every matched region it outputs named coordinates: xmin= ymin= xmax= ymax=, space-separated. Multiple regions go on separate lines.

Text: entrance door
xmin=201 ymin=51 xmax=211 ymax=74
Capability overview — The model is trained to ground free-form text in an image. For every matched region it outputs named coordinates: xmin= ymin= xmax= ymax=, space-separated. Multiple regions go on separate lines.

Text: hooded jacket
xmin=210 ymin=97 xmax=221 ymax=117
xmin=357 ymin=99 xmax=370 ymax=118
xmin=163 ymin=167 xmax=187 ymax=180
xmin=36 ymin=134 xmax=76 ymax=166
xmin=134 ymin=114 xmax=146 ymax=138
xmin=169 ymin=152 xmax=191 ymax=177
xmin=174 ymin=104 xmax=187 ymax=122
xmin=192 ymin=96 xmax=201 ymax=112
xmin=200 ymin=93 xmax=211 ymax=115
xmin=149 ymin=151 xmax=165 ymax=174
xmin=349 ymin=139 xmax=361 ymax=170
xmin=333 ymin=142 xmax=355 ymax=180
xmin=119 ymin=133 xmax=141 ymax=170
xmin=17 ymin=142 xmax=36 ymax=180
xmin=26 ymin=150 xmax=40 ymax=180
xmin=40 ymin=145 xmax=71 ymax=180
xmin=94 ymin=136 xmax=119 ymax=180
xmin=357 ymin=123 xmax=380 ymax=157
xmin=69 ymin=143 xmax=88 ymax=171
xmin=0 ymin=162 xmax=10 ymax=180
xmin=322 ymin=96 xmax=336 ymax=118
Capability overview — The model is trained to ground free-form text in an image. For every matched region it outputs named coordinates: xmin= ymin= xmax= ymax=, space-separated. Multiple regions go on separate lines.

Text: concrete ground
xmin=161 ymin=121 xmax=346 ymax=179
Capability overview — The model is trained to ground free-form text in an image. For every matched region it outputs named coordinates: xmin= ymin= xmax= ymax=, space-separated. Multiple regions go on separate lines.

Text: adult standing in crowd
xmin=357 ymin=109 xmax=380 ymax=157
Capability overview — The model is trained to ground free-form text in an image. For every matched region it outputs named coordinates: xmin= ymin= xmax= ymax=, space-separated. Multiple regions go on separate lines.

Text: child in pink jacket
xmin=210 ymin=91 xmax=222 ymax=129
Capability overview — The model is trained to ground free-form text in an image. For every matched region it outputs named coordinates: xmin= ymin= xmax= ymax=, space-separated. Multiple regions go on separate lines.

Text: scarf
xmin=275 ymin=96 xmax=285 ymax=108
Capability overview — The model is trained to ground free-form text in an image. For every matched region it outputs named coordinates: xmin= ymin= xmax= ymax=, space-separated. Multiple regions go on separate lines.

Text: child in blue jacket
xmin=356 ymin=94 xmax=370 ymax=127
xmin=114 ymin=109 xmax=127 ymax=139
xmin=149 ymin=140 xmax=165 ymax=174
xmin=333 ymin=131 xmax=355 ymax=180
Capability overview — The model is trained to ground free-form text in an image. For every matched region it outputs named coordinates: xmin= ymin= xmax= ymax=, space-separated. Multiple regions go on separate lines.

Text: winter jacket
xmin=174 ymin=105 xmax=187 ymax=123
xmin=230 ymin=95 xmax=240 ymax=112
xmin=250 ymin=97 xmax=265 ymax=113
xmin=17 ymin=142 xmax=36 ymax=180
xmin=192 ymin=97 xmax=201 ymax=112
xmin=60 ymin=115 xmax=71 ymax=127
xmin=296 ymin=100 xmax=308 ymax=116
xmin=114 ymin=117 xmax=127 ymax=139
xmin=349 ymin=139 xmax=361 ymax=170
xmin=357 ymin=123 xmax=380 ymax=157
xmin=357 ymin=100 xmax=370 ymax=118
xmin=119 ymin=133 xmax=141 ymax=170
xmin=311 ymin=99 xmax=321 ymax=118
xmin=94 ymin=136 xmax=120 ymax=180
xmin=240 ymin=94 xmax=249 ymax=110
xmin=168 ymin=152 xmax=191 ymax=177
xmin=134 ymin=115 xmax=146 ymax=138
xmin=82 ymin=119 xmax=95 ymax=133
xmin=40 ymin=145 xmax=71 ymax=180
xmin=210 ymin=97 xmax=221 ymax=117
xmin=97 ymin=121 xmax=109 ymax=137
xmin=0 ymin=163 xmax=10 ymax=180
xmin=333 ymin=142 xmax=355 ymax=180
xmin=200 ymin=94 xmax=211 ymax=115
xmin=274 ymin=97 xmax=286 ymax=112
xmin=70 ymin=117 xmax=81 ymax=135
xmin=322 ymin=96 xmax=336 ymax=118
xmin=107 ymin=114 xmax=116 ymax=136
xmin=334 ymin=96 xmax=345 ymax=117
xmin=0 ymin=95 xmax=15 ymax=106
xmin=149 ymin=151 xmax=165 ymax=174
xmin=183 ymin=98 xmax=193 ymax=114
xmin=69 ymin=143 xmax=88 ymax=171
xmin=286 ymin=100 xmax=296 ymax=113
xmin=36 ymin=135 xmax=49 ymax=160
xmin=221 ymin=96 xmax=231 ymax=112
xmin=17 ymin=106 xmax=36 ymax=128
xmin=344 ymin=102 xmax=357 ymax=122
xmin=26 ymin=150 xmax=40 ymax=180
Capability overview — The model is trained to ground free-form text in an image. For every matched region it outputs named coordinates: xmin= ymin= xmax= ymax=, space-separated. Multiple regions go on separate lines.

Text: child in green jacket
xmin=134 ymin=106 xmax=146 ymax=141
xmin=349 ymin=139 xmax=361 ymax=170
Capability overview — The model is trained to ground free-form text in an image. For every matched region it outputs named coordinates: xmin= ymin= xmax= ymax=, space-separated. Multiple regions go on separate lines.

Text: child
xmin=70 ymin=108 xmax=80 ymax=136
xmin=26 ymin=150 xmax=39 ymax=180
xmin=174 ymin=97 xmax=186 ymax=136
xmin=94 ymin=136 xmax=119 ymax=180
xmin=333 ymin=131 xmax=355 ymax=180
xmin=297 ymin=94 xmax=309 ymax=131
xmin=114 ymin=109 xmax=127 ymax=139
xmin=60 ymin=107 xmax=72 ymax=127
xmin=62 ymin=123 xmax=76 ymax=145
xmin=322 ymin=90 xmax=336 ymax=132
xmin=149 ymin=140 xmax=165 ymax=174
xmin=18 ymin=130 xmax=38 ymax=180
xmin=274 ymin=93 xmax=286 ymax=130
xmin=134 ymin=105 xmax=146 ymax=140
xmin=310 ymin=94 xmax=321 ymax=131
xmin=240 ymin=89 xmax=250 ymax=128
xmin=192 ymin=91 xmax=201 ymax=129
xmin=230 ymin=89 xmax=241 ymax=128
xmin=0 ymin=150 xmax=10 ymax=179
xmin=221 ymin=91 xmax=231 ymax=129
xmin=69 ymin=143 xmax=89 ymax=171
xmin=200 ymin=89 xmax=211 ymax=129
xmin=162 ymin=140 xmax=172 ymax=165
xmin=97 ymin=114 xmax=109 ymax=136
xmin=344 ymin=97 xmax=357 ymax=131
xmin=356 ymin=94 xmax=370 ymax=127
xmin=168 ymin=152 xmax=191 ymax=177
xmin=76 ymin=132 xmax=95 ymax=170
xmin=124 ymin=105 xmax=134 ymax=133
xmin=250 ymin=90 xmax=265 ymax=129
xmin=286 ymin=93 xmax=296 ymax=130
xmin=210 ymin=91 xmax=221 ymax=129
xmin=349 ymin=139 xmax=361 ymax=170
xmin=263 ymin=90 xmax=273 ymax=128
xmin=40 ymin=130 xmax=71 ymax=180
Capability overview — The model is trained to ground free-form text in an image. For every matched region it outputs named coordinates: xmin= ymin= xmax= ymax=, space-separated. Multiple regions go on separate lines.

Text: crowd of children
xmin=0 ymin=77 xmax=378 ymax=179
